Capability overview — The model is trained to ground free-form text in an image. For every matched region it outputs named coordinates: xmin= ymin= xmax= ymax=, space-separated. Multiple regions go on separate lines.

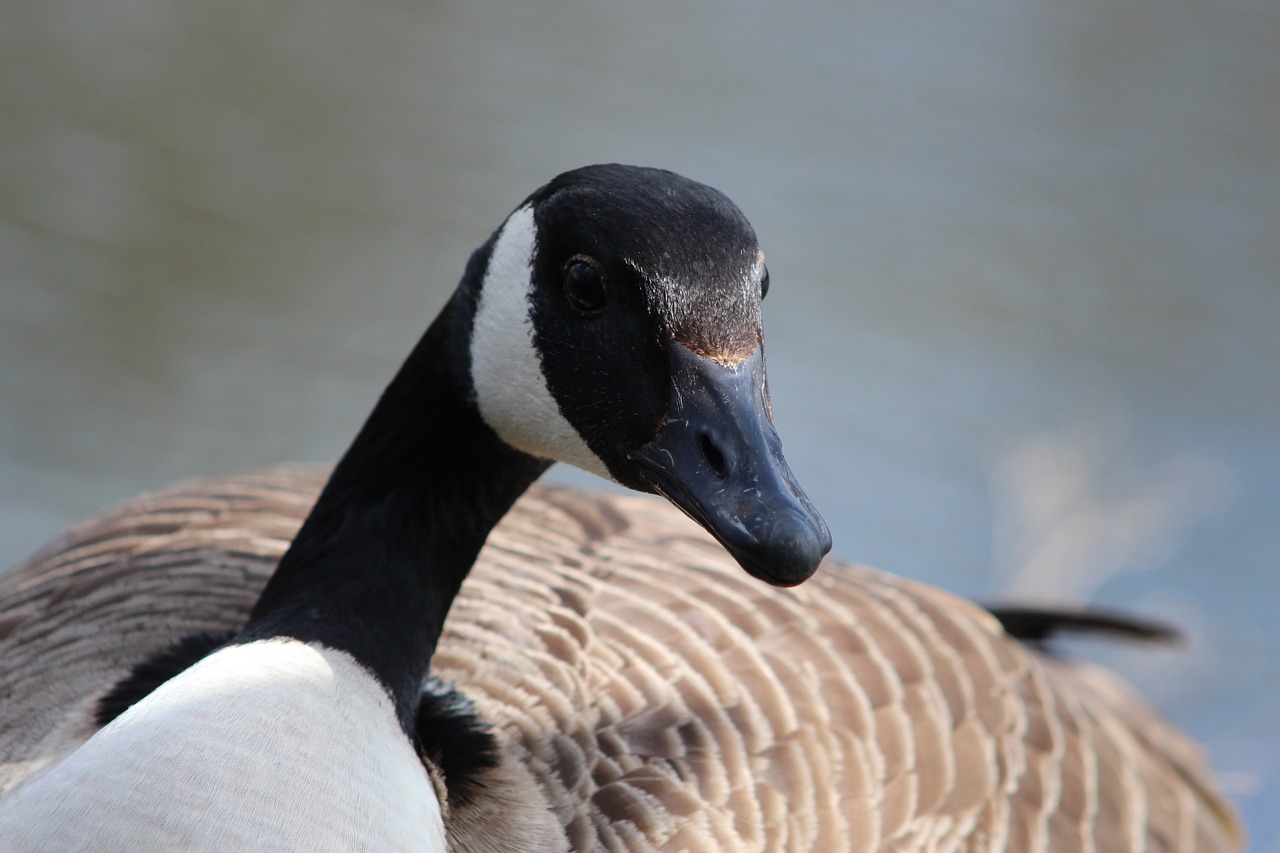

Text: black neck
xmin=244 ymin=278 xmax=549 ymax=735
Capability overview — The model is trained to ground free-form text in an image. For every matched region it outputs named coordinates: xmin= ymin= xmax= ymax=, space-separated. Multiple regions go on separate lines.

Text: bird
xmin=0 ymin=165 xmax=1241 ymax=851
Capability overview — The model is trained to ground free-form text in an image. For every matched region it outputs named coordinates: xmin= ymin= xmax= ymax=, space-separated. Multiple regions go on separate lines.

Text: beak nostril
xmin=697 ymin=432 xmax=728 ymax=479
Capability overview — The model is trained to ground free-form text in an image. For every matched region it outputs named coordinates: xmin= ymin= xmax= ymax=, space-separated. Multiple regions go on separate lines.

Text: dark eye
xmin=760 ymin=266 xmax=770 ymax=300
xmin=563 ymin=256 xmax=607 ymax=313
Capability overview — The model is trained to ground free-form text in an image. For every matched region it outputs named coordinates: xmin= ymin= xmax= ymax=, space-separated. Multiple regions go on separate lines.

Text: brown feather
xmin=0 ymin=466 xmax=1243 ymax=852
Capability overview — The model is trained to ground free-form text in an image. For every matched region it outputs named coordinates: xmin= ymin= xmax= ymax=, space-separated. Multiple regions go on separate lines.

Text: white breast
xmin=0 ymin=639 xmax=446 ymax=853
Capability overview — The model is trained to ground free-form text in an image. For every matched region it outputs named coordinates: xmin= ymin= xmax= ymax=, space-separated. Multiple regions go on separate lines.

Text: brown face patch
xmin=655 ymin=278 xmax=761 ymax=365
xmin=676 ymin=331 xmax=761 ymax=367
xmin=641 ymin=250 xmax=764 ymax=367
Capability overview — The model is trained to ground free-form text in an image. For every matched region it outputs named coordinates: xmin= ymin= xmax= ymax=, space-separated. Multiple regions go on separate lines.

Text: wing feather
xmin=0 ymin=466 xmax=1242 ymax=852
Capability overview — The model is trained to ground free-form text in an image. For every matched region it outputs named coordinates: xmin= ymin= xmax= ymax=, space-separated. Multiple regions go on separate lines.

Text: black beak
xmin=632 ymin=343 xmax=832 ymax=587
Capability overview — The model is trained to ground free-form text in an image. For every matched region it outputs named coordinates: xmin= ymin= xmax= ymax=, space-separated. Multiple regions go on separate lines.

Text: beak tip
xmin=731 ymin=509 xmax=832 ymax=588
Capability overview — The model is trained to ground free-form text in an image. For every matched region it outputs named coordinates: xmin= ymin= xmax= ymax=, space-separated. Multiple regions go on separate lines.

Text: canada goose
xmin=0 ymin=166 xmax=1241 ymax=851
xmin=0 ymin=164 xmax=829 ymax=850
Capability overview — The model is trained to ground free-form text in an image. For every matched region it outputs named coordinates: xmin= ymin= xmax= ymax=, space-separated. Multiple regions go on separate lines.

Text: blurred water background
xmin=2 ymin=0 xmax=1277 ymax=845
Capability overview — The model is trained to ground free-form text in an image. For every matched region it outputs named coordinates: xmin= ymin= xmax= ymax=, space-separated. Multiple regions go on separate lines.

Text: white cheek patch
xmin=469 ymin=205 xmax=614 ymax=481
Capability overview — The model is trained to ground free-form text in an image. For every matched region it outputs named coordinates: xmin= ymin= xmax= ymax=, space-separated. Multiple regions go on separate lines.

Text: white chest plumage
xmin=0 ymin=639 xmax=446 ymax=853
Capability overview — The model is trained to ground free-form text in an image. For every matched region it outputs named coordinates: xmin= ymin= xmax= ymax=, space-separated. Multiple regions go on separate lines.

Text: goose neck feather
xmin=245 ymin=288 xmax=548 ymax=734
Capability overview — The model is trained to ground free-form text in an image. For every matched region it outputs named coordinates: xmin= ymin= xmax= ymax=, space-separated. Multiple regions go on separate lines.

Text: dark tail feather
xmin=986 ymin=604 xmax=1181 ymax=650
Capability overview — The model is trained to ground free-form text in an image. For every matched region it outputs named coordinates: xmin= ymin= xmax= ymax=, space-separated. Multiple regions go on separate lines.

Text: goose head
xmin=467 ymin=164 xmax=831 ymax=586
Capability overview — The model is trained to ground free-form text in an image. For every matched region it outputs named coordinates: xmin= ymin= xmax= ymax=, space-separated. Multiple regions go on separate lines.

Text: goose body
xmin=0 ymin=165 xmax=1241 ymax=851
xmin=0 ymin=471 xmax=1242 ymax=851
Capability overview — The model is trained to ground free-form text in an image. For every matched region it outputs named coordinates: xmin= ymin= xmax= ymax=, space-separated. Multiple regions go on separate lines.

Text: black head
xmin=468 ymin=165 xmax=830 ymax=586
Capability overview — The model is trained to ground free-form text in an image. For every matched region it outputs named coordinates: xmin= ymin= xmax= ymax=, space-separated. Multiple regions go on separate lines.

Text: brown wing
xmin=0 ymin=467 xmax=1242 ymax=852
xmin=0 ymin=467 xmax=323 ymax=789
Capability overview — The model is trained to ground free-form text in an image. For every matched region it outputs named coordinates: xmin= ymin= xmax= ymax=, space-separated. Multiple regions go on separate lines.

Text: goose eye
xmin=563 ymin=257 xmax=607 ymax=313
xmin=760 ymin=267 xmax=770 ymax=300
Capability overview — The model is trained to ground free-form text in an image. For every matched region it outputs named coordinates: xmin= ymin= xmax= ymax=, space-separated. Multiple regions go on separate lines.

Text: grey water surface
xmin=2 ymin=0 xmax=1277 ymax=846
